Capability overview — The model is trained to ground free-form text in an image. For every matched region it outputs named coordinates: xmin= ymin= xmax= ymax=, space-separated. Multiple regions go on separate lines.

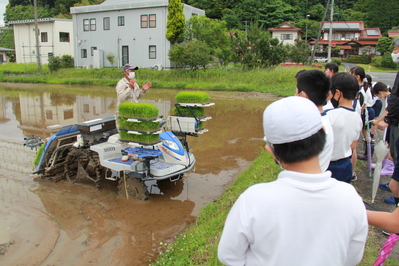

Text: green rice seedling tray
xmin=118 ymin=102 xmax=159 ymax=119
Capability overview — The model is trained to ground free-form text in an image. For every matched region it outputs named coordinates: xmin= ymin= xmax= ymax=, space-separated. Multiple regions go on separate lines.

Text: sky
xmin=0 ymin=0 xmax=6 ymax=26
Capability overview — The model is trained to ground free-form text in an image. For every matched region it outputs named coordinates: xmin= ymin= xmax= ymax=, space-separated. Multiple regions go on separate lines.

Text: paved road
xmin=342 ymin=63 xmax=397 ymax=88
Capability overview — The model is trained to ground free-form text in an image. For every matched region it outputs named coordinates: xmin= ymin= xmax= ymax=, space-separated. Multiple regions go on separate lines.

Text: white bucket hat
xmin=263 ymin=96 xmax=322 ymax=144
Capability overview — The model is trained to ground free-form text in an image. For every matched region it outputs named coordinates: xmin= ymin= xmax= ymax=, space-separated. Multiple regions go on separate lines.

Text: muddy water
xmin=0 ymin=83 xmax=280 ymax=265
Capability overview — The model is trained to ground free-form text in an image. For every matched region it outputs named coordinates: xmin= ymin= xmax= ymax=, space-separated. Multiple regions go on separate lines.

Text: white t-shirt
xmin=218 ymin=170 xmax=368 ymax=266
xmin=325 ymin=107 xmax=362 ymax=161
xmin=323 ymin=100 xmax=334 ymax=111
xmin=320 ymin=114 xmax=334 ymax=171
xmin=359 ymin=85 xmax=373 ymax=107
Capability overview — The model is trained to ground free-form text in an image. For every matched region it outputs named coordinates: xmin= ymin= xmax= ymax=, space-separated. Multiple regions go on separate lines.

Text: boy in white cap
xmin=218 ymin=96 xmax=367 ymax=266
xmin=115 ymin=63 xmax=152 ymax=108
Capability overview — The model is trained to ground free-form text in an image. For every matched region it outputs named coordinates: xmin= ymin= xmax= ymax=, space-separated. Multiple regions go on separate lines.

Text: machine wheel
xmin=118 ymin=175 xmax=149 ymax=200
xmin=64 ymin=149 xmax=102 ymax=188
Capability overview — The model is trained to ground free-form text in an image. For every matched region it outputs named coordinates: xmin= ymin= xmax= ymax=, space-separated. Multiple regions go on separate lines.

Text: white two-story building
xmin=8 ymin=18 xmax=74 ymax=64
xmin=70 ymin=0 xmax=204 ymax=69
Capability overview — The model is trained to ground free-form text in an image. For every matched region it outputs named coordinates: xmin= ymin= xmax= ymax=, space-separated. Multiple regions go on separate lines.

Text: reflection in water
xmin=0 ymin=83 xmax=278 ymax=265
xmin=33 ymin=180 xmax=195 ymax=265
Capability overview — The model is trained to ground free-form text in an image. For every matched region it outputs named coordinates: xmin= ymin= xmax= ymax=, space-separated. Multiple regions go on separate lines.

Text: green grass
xmin=152 ymin=149 xmax=399 ymax=266
xmin=175 ymin=91 xmax=210 ymax=103
xmin=119 ymin=131 xmax=160 ymax=143
xmin=118 ymin=102 xmax=159 ymax=118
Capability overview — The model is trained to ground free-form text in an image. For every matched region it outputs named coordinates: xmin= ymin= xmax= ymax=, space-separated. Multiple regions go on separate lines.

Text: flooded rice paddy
xmin=0 ymin=83 xmax=279 ymax=265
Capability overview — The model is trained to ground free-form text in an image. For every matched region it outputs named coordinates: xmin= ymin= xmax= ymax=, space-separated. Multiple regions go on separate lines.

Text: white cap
xmin=263 ymin=96 xmax=322 ymax=144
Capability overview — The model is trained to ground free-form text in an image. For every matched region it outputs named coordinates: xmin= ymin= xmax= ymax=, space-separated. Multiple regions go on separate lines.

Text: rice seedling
xmin=117 ymin=118 xmax=160 ymax=131
xmin=33 ymin=144 xmax=44 ymax=166
xmin=172 ymin=106 xmax=205 ymax=117
xmin=118 ymin=102 xmax=158 ymax=118
xmin=119 ymin=131 xmax=160 ymax=144
xmin=175 ymin=91 xmax=209 ymax=103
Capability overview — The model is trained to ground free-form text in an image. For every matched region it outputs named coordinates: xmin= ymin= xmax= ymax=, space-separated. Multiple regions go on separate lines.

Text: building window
xmin=103 ymin=17 xmax=110 ymax=30
xmin=81 ymin=49 xmax=87 ymax=58
xmin=59 ymin=32 xmax=70 ymax=42
xmin=83 ymin=19 xmax=89 ymax=31
xmin=141 ymin=15 xmax=148 ymax=28
xmin=64 ymin=109 xmax=74 ymax=120
xmin=46 ymin=110 xmax=53 ymax=120
xmin=41 ymin=32 xmax=48 ymax=42
xmin=90 ymin=19 xmax=96 ymax=31
xmin=149 ymin=14 xmax=156 ymax=28
xmin=93 ymin=106 xmax=99 ymax=115
xmin=118 ymin=16 xmax=125 ymax=26
xmin=280 ymin=34 xmax=293 ymax=40
xmin=83 ymin=104 xmax=90 ymax=113
xmin=149 ymin=45 xmax=156 ymax=59
xmin=91 ymin=47 xmax=97 ymax=56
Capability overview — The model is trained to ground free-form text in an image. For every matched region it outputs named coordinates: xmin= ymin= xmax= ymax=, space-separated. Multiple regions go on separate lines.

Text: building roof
xmin=70 ymin=0 xmax=203 ymax=15
xmin=0 ymin=47 xmax=15 ymax=52
xmin=7 ymin=18 xmax=72 ymax=25
xmin=322 ymin=21 xmax=364 ymax=31
xmin=359 ymin=28 xmax=382 ymax=40
xmin=269 ymin=22 xmax=302 ymax=32
xmin=388 ymin=31 xmax=399 ymax=38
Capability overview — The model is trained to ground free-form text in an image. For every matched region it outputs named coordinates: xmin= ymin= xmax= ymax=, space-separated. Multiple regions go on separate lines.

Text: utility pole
xmin=327 ymin=0 xmax=334 ymax=63
xmin=310 ymin=0 xmax=331 ymax=64
xmin=33 ymin=0 xmax=41 ymax=71
xmin=244 ymin=21 xmax=248 ymax=39
xmin=305 ymin=14 xmax=310 ymax=42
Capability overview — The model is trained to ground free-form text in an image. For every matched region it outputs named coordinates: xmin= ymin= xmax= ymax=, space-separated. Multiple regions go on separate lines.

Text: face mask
xmin=330 ymin=98 xmax=339 ymax=108
xmin=128 ymin=72 xmax=135 ymax=79
xmin=392 ymin=53 xmax=399 ymax=64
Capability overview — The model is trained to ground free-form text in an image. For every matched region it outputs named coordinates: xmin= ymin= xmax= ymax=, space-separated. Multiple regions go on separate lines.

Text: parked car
xmin=313 ymin=57 xmax=328 ymax=63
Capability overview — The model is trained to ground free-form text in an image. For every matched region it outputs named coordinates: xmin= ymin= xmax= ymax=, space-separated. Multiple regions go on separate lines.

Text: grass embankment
xmin=0 ymin=63 xmax=313 ymax=97
xmin=153 ymin=150 xmax=399 ymax=266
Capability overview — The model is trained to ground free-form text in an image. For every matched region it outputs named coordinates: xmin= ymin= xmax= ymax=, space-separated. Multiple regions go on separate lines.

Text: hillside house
xmin=268 ymin=22 xmax=303 ymax=45
xmin=310 ymin=21 xmax=382 ymax=58
xmin=70 ymin=0 xmax=204 ymax=69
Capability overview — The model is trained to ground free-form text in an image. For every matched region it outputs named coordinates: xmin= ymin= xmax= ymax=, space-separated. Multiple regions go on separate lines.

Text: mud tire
xmin=118 ymin=176 xmax=149 ymax=200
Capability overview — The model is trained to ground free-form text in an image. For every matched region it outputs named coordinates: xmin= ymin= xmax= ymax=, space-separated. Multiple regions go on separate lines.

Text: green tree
xmin=168 ymin=44 xmax=186 ymax=68
xmin=230 ymin=22 xmax=288 ymax=69
xmin=168 ymin=40 xmax=212 ymax=70
xmin=184 ymin=15 xmax=232 ymax=66
xmin=0 ymin=28 xmax=15 ymax=49
xmin=166 ymin=0 xmax=185 ymax=43
xmin=355 ymin=0 xmax=399 ymax=33
xmin=5 ymin=4 xmax=53 ymax=22
xmin=287 ymin=38 xmax=311 ymax=64
xmin=377 ymin=37 xmax=394 ymax=55
xmin=183 ymin=40 xmax=212 ymax=70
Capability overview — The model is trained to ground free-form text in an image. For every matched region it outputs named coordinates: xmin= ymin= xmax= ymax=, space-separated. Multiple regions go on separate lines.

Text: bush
xmin=381 ymin=53 xmax=398 ymax=69
xmin=48 ymin=56 xmax=62 ymax=72
xmin=371 ymin=56 xmax=383 ymax=67
xmin=61 ymin=55 xmax=74 ymax=68
xmin=331 ymin=58 xmax=342 ymax=65
xmin=347 ymin=55 xmax=371 ymax=64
